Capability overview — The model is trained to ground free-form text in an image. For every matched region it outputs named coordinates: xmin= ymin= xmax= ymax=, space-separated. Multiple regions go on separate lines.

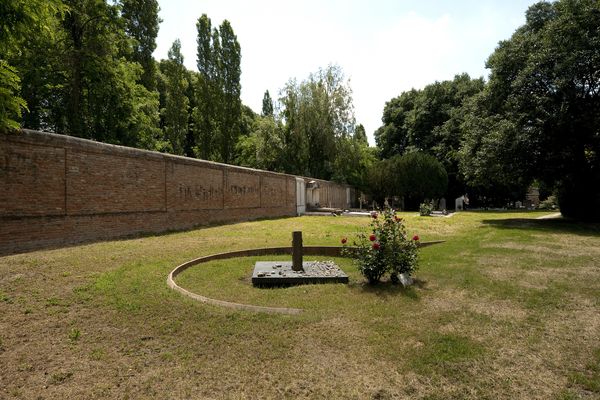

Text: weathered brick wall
xmin=0 ymin=130 xmax=298 ymax=255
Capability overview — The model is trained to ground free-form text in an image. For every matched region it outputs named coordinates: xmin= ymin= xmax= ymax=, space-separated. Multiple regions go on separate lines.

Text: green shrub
xmin=342 ymin=208 xmax=419 ymax=284
xmin=538 ymin=195 xmax=557 ymax=210
xmin=366 ymin=152 xmax=448 ymax=210
xmin=419 ymin=202 xmax=433 ymax=216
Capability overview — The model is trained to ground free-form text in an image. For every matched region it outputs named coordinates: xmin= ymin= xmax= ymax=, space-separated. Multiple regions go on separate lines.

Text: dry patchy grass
xmin=1 ymin=211 xmax=599 ymax=399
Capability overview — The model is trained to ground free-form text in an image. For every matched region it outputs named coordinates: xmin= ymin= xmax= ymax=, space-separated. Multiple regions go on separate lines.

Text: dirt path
xmin=536 ymin=212 xmax=562 ymax=219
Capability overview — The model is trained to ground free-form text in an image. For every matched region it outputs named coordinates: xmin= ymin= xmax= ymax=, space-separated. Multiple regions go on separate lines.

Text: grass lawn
xmin=1 ymin=211 xmax=599 ymax=399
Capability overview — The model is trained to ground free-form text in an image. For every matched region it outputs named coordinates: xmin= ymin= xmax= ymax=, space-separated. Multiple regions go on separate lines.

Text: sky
xmin=154 ymin=0 xmax=540 ymax=145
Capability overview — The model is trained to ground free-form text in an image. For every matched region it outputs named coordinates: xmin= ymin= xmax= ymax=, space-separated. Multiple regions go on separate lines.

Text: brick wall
xmin=0 ymin=130 xmax=301 ymax=255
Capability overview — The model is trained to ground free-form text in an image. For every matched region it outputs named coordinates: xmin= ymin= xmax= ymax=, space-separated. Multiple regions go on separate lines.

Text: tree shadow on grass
xmin=357 ymin=278 xmax=428 ymax=300
xmin=481 ymin=218 xmax=600 ymax=237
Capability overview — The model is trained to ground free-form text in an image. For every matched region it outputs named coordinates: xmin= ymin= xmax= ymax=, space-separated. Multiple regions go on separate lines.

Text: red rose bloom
xmin=371 ymin=212 xmax=378 ymax=219
xmin=369 ymin=234 xmax=376 ymax=241
xmin=372 ymin=242 xmax=380 ymax=250
xmin=412 ymin=235 xmax=420 ymax=241
xmin=395 ymin=216 xmax=402 ymax=222
xmin=341 ymin=237 xmax=347 ymax=244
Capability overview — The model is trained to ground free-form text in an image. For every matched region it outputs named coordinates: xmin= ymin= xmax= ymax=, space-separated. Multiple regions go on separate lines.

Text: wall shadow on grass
xmin=481 ymin=218 xmax=600 ymax=237
xmin=0 ymin=214 xmax=298 ymax=257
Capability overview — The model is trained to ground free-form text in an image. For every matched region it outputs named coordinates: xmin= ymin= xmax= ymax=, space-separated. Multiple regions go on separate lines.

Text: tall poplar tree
xmin=194 ymin=15 xmax=241 ymax=163
xmin=161 ymin=39 xmax=189 ymax=155
xmin=262 ymin=90 xmax=274 ymax=117
xmin=193 ymin=14 xmax=216 ymax=160
xmin=217 ymin=20 xmax=241 ymax=164
xmin=121 ymin=0 xmax=161 ymax=91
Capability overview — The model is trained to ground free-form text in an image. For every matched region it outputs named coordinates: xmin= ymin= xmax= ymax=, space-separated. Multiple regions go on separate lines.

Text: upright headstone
xmin=292 ymin=231 xmax=303 ymax=271
xmin=455 ymin=196 xmax=464 ymax=211
xmin=439 ymin=198 xmax=446 ymax=211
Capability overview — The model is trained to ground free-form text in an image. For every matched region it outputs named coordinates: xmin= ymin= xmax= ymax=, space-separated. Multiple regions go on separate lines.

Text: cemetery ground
xmin=1 ymin=211 xmax=599 ymax=399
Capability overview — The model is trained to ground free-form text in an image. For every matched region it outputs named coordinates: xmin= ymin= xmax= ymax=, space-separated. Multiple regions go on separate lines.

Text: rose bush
xmin=342 ymin=208 xmax=419 ymax=284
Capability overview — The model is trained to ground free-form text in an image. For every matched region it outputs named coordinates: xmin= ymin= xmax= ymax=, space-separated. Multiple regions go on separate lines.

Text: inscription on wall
xmin=225 ymin=171 xmax=260 ymax=208
xmin=167 ymin=162 xmax=223 ymax=210
xmin=179 ymin=184 xmax=221 ymax=201
xmin=0 ymin=142 xmax=65 ymax=216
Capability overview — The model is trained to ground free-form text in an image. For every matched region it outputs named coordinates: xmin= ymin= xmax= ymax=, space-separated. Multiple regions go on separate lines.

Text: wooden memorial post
xmin=292 ymin=231 xmax=303 ymax=271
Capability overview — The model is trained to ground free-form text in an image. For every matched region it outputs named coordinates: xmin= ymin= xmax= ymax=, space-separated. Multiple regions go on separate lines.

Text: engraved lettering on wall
xmin=167 ymin=163 xmax=223 ymax=210
xmin=178 ymin=183 xmax=223 ymax=201
xmin=228 ymin=184 xmax=258 ymax=197
xmin=225 ymin=171 xmax=260 ymax=208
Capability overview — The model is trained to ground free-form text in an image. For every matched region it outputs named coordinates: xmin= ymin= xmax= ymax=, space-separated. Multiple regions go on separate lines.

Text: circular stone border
xmin=167 ymin=242 xmax=445 ymax=315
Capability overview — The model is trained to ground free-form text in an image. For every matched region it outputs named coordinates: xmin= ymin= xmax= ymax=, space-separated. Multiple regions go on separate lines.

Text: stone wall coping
xmin=3 ymin=129 xmax=298 ymax=179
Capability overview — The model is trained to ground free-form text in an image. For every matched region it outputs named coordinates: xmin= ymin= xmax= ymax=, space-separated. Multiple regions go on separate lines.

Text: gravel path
xmin=536 ymin=212 xmax=562 ymax=219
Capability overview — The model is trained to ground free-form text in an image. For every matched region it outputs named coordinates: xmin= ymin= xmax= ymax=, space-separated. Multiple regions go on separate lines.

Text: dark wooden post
xmin=292 ymin=231 xmax=303 ymax=271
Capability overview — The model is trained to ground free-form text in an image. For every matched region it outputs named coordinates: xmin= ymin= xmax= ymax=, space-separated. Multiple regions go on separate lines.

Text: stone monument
xmin=251 ymin=231 xmax=349 ymax=286
xmin=439 ymin=197 xmax=446 ymax=211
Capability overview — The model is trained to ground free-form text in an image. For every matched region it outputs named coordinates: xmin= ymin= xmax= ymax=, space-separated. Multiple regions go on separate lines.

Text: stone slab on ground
xmin=252 ymin=260 xmax=349 ymax=286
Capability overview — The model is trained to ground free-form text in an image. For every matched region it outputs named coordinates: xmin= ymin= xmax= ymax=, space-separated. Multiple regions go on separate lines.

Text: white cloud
xmin=347 ymin=13 xmax=456 ymax=139
xmin=154 ymin=1 xmax=535 ymax=145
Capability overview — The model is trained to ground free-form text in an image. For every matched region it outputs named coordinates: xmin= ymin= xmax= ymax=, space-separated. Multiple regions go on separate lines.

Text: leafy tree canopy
xmin=279 ymin=64 xmax=356 ymax=179
xmin=459 ymin=0 xmax=600 ymax=220
xmin=375 ymin=74 xmax=484 ymax=200
xmin=368 ymin=152 xmax=447 ymax=210
xmin=121 ymin=0 xmax=161 ymax=90
xmin=0 ymin=0 xmax=65 ymax=130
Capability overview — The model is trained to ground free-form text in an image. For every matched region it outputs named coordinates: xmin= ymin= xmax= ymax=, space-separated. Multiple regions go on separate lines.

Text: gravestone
xmin=455 ymin=194 xmax=469 ymax=211
xmin=455 ymin=196 xmax=464 ymax=211
xmin=439 ymin=198 xmax=446 ymax=211
xmin=252 ymin=231 xmax=349 ymax=286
